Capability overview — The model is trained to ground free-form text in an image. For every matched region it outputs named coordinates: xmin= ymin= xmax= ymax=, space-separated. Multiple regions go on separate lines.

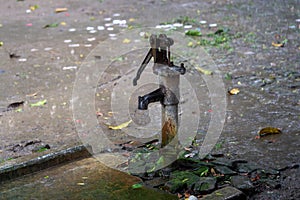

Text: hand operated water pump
xmin=133 ymin=34 xmax=186 ymax=147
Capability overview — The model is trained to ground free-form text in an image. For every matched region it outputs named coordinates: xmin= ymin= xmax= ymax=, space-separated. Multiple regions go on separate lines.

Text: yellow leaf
xmin=195 ymin=66 xmax=213 ymax=75
xmin=77 ymin=182 xmax=85 ymax=186
xmin=108 ymin=120 xmax=132 ymax=130
xmin=187 ymin=41 xmax=194 ymax=47
xmin=129 ymin=18 xmax=135 ymax=22
xmin=258 ymin=127 xmax=282 ymax=137
xmin=228 ymin=88 xmax=240 ymax=95
xmin=272 ymin=42 xmax=284 ymax=47
xmin=60 ymin=22 xmax=67 ymax=26
xmin=55 ymin=8 xmax=68 ymax=13
xmin=123 ymin=38 xmax=131 ymax=44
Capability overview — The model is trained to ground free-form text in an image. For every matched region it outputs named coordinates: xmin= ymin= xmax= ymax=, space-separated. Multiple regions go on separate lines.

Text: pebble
xmin=289 ymin=25 xmax=296 ymax=29
xmin=89 ymin=30 xmax=97 ymax=34
xmin=200 ymin=20 xmax=207 ymax=24
xmin=68 ymin=28 xmax=76 ymax=32
xmin=107 ymin=27 xmax=114 ymax=31
xmin=87 ymin=37 xmax=96 ymax=42
xmin=68 ymin=44 xmax=80 ymax=47
xmin=209 ymin=23 xmax=217 ymax=28
xmin=173 ymin=23 xmax=183 ymax=27
xmin=64 ymin=39 xmax=72 ymax=43
xmin=30 ymin=48 xmax=39 ymax=52
xmin=113 ymin=19 xmax=127 ymax=25
xmin=104 ymin=17 xmax=112 ymax=21
xmin=84 ymin=44 xmax=92 ymax=47
xmin=296 ymin=19 xmax=300 ymax=22
xmin=63 ymin=66 xmax=77 ymax=70
xmin=109 ymin=33 xmax=117 ymax=37
xmin=44 ymin=47 xmax=52 ymax=51
xmin=86 ymin=26 xmax=94 ymax=31
xmin=18 ymin=58 xmax=27 ymax=62
xmin=184 ymin=25 xmax=193 ymax=29
xmin=139 ymin=32 xmax=146 ymax=37
xmin=97 ymin=26 xmax=105 ymax=30
xmin=244 ymin=51 xmax=255 ymax=55
xmin=105 ymin=23 xmax=113 ymax=27
xmin=113 ymin=13 xmax=120 ymax=17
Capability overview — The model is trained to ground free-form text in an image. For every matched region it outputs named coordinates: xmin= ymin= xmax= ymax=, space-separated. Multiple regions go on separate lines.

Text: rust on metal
xmin=161 ymin=117 xmax=177 ymax=147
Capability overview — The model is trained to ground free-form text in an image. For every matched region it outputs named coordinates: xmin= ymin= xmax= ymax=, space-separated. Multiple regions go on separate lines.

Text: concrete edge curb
xmin=0 ymin=145 xmax=91 ymax=183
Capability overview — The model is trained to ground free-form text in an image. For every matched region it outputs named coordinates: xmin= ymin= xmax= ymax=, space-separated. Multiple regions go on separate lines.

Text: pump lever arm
xmin=133 ymin=48 xmax=153 ymax=86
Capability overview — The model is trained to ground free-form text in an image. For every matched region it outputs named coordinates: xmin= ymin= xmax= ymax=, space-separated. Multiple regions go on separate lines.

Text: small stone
xmin=201 ymin=186 xmax=246 ymax=200
xmin=68 ymin=28 xmax=76 ymax=32
xmin=144 ymin=177 xmax=168 ymax=188
xmin=209 ymin=23 xmax=217 ymax=28
xmin=184 ymin=25 xmax=193 ymax=29
xmin=193 ymin=177 xmax=217 ymax=194
xmin=64 ymin=39 xmax=72 ymax=43
xmin=87 ymin=37 xmax=96 ymax=42
xmin=231 ymin=175 xmax=254 ymax=192
xmin=89 ymin=30 xmax=97 ymax=34
xmin=68 ymin=44 xmax=80 ymax=48
xmin=97 ymin=26 xmax=105 ymax=30
xmin=214 ymin=166 xmax=237 ymax=176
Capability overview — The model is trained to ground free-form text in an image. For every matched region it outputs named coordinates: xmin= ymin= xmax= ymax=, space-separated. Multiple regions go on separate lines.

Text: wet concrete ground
xmin=0 ymin=157 xmax=176 ymax=200
xmin=0 ymin=0 xmax=299 ymax=199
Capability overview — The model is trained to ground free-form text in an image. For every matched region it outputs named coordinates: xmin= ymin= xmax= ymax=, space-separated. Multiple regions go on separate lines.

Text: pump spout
xmin=138 ymin=88 xmax=164 ymax=110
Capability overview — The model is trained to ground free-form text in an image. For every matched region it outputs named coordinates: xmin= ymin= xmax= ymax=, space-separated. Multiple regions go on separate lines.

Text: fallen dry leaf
xmin=108 ymin=120 xmax=132 ymax=130
xmin=55 ymin=8 xmax=68 ymax=13
xmin=272 ymin=42 xmax=284 ymax=47
xmin=195 ymin=66 xmax=213 ymax=75
xmin=257 ymin=127 xmax=282 ymax=137
xmin=228 ymin=88 xmax=240 ymax=95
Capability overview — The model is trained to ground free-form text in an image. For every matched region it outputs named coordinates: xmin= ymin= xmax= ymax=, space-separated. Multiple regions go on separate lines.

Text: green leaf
xmin=216 ymin=192 xmax=223 ymax=196
xmin=132 ymin=183 xmax=143 ymax=189
xmin=224 ymin=73 xmax=232 ymax=80
xmin=30 ymin=99 xmax=47 ymax=107
xmin=43 ymin=23 xmax=59 ymax=28
xmin=156 ymin=156 xmax=165 ymax=166
xmin=195 ymin=66 xmax=213 ymax=75
xmin=200 ymin=168 xmax=209 ymax=177
xmin=185 ymin=30 xmax=202 ymax=36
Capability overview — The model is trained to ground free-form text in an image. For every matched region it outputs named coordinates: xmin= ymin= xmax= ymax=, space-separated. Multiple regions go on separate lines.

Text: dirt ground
xmin=0 ymin=0 xmax=299 ymax=199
